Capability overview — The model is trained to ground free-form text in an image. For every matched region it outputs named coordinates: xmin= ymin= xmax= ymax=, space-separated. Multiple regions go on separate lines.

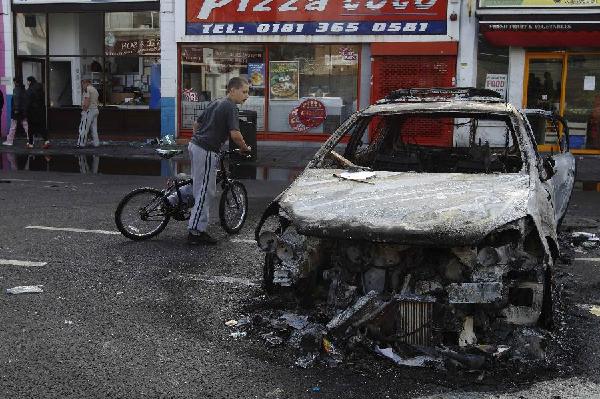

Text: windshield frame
xmin=309 ymin=109 xmax=529 ymax=175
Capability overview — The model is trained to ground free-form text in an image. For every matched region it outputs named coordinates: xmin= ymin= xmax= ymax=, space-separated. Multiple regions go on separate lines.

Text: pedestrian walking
xmin=26 ymin=76 xmax=50 ymax=149
xmin=187 ymin=76 xmax=251 ymax=245
xmin=77 ymin=77 xmax=100 ymax=148
xmin=2 ymin=78 xmax=30 ymax=147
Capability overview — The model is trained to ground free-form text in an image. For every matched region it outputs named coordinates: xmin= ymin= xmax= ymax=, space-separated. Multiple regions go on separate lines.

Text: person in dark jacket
xmin=2 ymin=77 xmax=30 ymax=147
xmin=26 ymin=76 xmax=50 ymax=149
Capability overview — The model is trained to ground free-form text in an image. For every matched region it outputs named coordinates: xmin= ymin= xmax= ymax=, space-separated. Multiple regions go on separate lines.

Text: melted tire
xmin=263 ymin=253 xmax=275 ymax=294
xmin=115 ymin=187 xmax=170 ymax=240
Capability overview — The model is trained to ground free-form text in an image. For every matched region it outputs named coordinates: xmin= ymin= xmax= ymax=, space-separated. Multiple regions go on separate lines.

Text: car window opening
xmin=318 ymin=113 xmax=524 ymax=174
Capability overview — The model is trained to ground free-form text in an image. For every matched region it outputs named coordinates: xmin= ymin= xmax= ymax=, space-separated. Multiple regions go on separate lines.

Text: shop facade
xmin=166 ymin=0 xmax=467 ymax=142
xmin=8 ymin=0 xmax=160 ymax=138
xmin=477 ymin=0 xmax=600 ymax=154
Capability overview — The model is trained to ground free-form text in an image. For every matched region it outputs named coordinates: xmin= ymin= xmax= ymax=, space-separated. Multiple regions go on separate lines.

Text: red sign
xmin=186 ymin=0 xmax=448 ymax=36
xmin=289 ymin=99 xmax=327 ymax=132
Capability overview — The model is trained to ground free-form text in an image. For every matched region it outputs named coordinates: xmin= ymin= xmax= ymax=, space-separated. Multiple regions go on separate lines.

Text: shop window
xmin=104 ymin=56 xmax=160 ymax=108
xmin=180 ymin=45 xmax=266 ymax=130
xmin=105 ymin=12 xmax=160 ymax=56
xmin=564 ymin=54 xmax=600 ymax=149
xmin=476 ymin=34 xmax=509 ymax=100
xmin=48 ymin=56 xmax=105 ymax=108
xmin=49 ymin=13 xmax=103 ymax=56
xmin=268 ymin=44 xmax=359 ymax=134
xmin=16 ymin=13 xmax=46 ymax=56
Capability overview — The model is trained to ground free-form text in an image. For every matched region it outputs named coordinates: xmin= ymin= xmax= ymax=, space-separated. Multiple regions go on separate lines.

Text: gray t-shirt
xmin=191 ymin=97 xmax=239 ymax=152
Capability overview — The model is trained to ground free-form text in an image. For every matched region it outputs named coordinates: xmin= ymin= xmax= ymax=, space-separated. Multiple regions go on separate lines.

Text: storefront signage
xmin=289 ymin=99 xmax=327 ymax=132
xmin=270 ymin=61 xmax=299 ymax=100
xmin=484 ymin=73 xmax=507 ymax=99
xmin=483 ymin=22 xmax=595 ymax=31
xmin=186 ymin=0 xmax=448 ymax=36
xmin=14 ymin=0 xmax=155 ymax=3
xmin=479 ymin=0 xmax=600 ymax=7
xmin=105 ymin=37 xmax=160 ymax=56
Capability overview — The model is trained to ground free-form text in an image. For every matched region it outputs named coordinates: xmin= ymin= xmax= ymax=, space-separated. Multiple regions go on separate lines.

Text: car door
xmin=524 ymin=110 xmax=576 ymax=223
xmin=547 ymin=115 xmax=576 ymax=223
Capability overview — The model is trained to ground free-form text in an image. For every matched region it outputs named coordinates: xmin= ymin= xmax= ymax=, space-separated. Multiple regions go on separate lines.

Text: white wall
xmin=508 ymin=47 xmax=526 ymax=108
xmin=2 ymin=0 xmax=14 ymax=95
xmin=456 ymin=0 xmax=478 ymax=88
xmin=161 ymin=0 xmax=177 ymax=99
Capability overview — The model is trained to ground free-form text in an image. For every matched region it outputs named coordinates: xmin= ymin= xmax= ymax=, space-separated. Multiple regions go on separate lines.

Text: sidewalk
xmin=0 ymin=138 xmax=319 ymax=169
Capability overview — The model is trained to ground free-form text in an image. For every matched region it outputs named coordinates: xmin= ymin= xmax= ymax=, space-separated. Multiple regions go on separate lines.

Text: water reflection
xmin=0 ymin=154 xmax=302 ymax=182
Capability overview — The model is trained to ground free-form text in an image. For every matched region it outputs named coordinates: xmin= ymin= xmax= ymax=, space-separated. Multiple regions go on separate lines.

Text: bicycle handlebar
xmin=221 ymin=148 xmax=252 ymax=159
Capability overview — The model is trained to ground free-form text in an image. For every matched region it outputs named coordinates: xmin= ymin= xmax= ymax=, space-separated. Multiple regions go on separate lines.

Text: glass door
xmin=524 ymin=54 xmax=566 ymax=147
xmin=564 ymin=54 xmax=600 ymax=150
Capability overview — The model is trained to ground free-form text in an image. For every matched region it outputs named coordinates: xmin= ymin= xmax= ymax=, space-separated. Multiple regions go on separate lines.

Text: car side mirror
xmin=541 ymin=157 xmax=556 ymax=181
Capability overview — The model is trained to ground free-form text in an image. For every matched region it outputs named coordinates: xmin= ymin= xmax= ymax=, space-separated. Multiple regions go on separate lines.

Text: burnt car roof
xmin=365 ymin=87 xmax=510 ymax=115
xmin=364 ymin=101 xmax=513 ymax=116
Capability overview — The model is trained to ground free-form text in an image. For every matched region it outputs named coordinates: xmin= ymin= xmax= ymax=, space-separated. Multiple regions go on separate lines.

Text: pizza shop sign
xmin=186 ymin=0 xmax=448 ymax=36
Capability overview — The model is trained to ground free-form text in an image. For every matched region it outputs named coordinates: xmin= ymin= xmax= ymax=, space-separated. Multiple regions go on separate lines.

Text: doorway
xmin=524 ymin=52 xmax=600 ymax=150
xmin=19 ymin=58 xmax=45 ymax=85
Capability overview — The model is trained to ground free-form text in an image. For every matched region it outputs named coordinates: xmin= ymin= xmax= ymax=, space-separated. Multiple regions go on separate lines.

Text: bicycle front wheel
xmin=115 ymin=187 xmax=171 ymax=240
xmin=219 ymin=181 xmax=248 ymax=234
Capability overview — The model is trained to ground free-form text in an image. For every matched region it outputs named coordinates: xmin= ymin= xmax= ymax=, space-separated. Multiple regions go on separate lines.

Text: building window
xmin=564 ymin=54 xmax=600 ymax=149
xmin=268 ymin=44 xmax=359 ymax=133
xmin=105 ymin=11 xmax=160 ymax=56
xmin=39 ymin=11 xmax=160 ymax=109
xmin=16 ymin=13 xmax=47 ymax=56
xmin=179 ymin=44 xmax=359 ymax=134
xmin=180 ymin=45 xmax=266 ymax=130
xmin=477 ymin=34 xmax=509 ymax=99
xmin=104 ymin=56 xmax=159 ymax=107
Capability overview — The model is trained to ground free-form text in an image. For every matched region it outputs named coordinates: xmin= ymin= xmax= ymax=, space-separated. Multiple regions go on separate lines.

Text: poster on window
xmin=269 ymin=61 xmax=299 ymax=100
xmin=485 ymin=73 xmax=507 ymax=99
xmin=248 ymin=63 xmax=265 ymax=88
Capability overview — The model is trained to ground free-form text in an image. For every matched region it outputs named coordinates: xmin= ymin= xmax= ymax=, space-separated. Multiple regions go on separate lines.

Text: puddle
xmin=0 ymin=153 xmax=301 ymax=181
xmin=2 ymin=152 xmax=597 ymax=187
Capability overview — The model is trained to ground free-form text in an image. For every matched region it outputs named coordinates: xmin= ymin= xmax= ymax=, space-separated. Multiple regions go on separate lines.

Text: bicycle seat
xmin=156 ymin=148 xmax=183 ymax=159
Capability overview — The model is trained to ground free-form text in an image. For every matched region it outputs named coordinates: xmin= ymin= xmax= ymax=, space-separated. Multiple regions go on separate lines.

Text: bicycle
xmin=115 ymin=148 xmax=249 ymax=240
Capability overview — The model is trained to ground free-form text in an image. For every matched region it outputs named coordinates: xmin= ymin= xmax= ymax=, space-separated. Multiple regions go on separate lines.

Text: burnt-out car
xmin=255 ymin=88 xmax=575 ymax=357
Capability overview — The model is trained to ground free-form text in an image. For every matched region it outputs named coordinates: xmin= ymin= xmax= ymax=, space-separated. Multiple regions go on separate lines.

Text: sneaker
xmin=42 ymin=141 xmax=51 ymax=149
xmin=2 ymin=141 xmax=13 ymax=146
xmin=25 ymin=143 xmax=34 ymax=149
xmin=187 ymin=232 xmax=218 ymax=245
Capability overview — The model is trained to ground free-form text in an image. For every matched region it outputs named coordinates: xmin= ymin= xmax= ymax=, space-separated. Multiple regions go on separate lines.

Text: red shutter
xmin=371 ymin=55 xmax=457 ymax=146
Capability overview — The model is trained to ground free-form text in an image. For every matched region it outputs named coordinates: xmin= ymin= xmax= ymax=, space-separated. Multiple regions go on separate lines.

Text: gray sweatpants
xmin=188 ymin=142 xmax=218 ymax=234
xmin=77 ymin=108 xmax=99 ymax=147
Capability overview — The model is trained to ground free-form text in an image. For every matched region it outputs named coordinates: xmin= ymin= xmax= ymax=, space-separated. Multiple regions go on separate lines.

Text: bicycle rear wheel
xmin=115 ymin=187 xmax=171 ymax=240
xmin=219 ymin=181 xmax=248 ymax=234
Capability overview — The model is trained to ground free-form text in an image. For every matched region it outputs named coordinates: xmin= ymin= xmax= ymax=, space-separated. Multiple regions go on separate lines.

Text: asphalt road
xmin=1 ymin=169 xmax=600 ymax=399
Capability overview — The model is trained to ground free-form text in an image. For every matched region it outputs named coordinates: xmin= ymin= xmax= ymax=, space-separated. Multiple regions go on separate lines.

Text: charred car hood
xmin=278 ymin=169 xmax=531 ymax=246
